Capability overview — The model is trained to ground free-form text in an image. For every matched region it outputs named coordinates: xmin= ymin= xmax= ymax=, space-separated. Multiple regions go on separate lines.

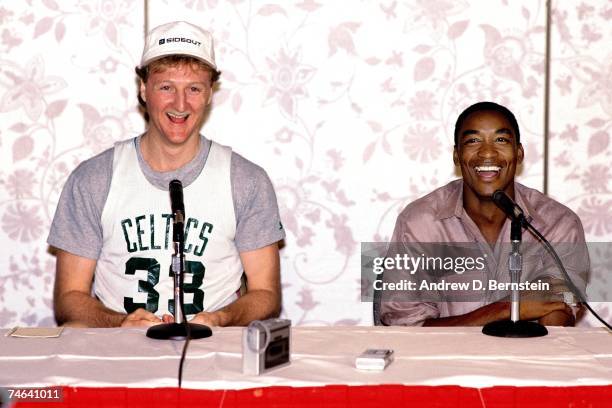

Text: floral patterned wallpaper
xmin=0 ymin=0 xmax=144 ymax=326
xmin=0 ymin=0 xmax=609 ymax=327
xmin=548 ymin=0 xmax=612 ymax=325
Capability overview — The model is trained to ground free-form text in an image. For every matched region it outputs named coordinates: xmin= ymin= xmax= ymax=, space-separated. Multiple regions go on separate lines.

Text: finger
xmin=189 ymin=313 xmax=210 ymax=326
xmin=130 ymin=309 xmax=162 ymax=322
xmin=575 ymin=303 xmax=586 ymax=319
xmin=189 ymin=314 xmax=204 ymax=324
xmin=547 ymin=303 xmax=573 ymax=317
xmin=124 ymin=319 xmax=161 ymax=328
xmin=190 ymin=312 xmax=219 ymax=327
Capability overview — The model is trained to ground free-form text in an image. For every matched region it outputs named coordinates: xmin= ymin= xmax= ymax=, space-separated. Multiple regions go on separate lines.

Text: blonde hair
xmin=136 ymin=55 xmax=220 ymax=84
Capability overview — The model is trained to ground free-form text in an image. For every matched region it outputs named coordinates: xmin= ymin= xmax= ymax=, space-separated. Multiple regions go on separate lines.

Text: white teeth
xmin=167 ymin=112 xmax=188 ymax=119
xmin=475 ymin=165 xmax=501 ymax=172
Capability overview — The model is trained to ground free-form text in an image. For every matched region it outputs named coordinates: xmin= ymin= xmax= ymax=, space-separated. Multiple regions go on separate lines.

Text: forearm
xmin=423 ymin=301 xmax=573 ymax=327
xmin=538 ymin=310 xmax=575 ymax=326
xmin=423 ymin=302 xmax=508 ymax=327
xmin=54 ymin=290 xmax=125 ymax=328
xmin=213 ymin=289 xmax=281 ymax=327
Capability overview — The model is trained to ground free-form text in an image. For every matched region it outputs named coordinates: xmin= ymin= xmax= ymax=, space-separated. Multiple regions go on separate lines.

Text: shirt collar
xmin=436 ymin=179 xmax=544 ymax=226
xmin=513 ymin=183 xmax=545 ymax=227
xmin=437 ymin=179 xmax=463 ymax=220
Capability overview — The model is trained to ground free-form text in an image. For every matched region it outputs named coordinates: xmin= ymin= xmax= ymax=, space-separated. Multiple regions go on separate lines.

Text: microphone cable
xmin=525 ymin=220 xmax=612 ymax=330
xmin=493 ymin=189 xmax=611 ymax=330
xmin=177 ymin=265 xmax=192 ymax=388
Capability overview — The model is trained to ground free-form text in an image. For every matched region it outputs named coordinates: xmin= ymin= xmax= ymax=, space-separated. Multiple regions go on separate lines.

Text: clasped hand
xmin=120 ymin=308 xmax=221 ymax=327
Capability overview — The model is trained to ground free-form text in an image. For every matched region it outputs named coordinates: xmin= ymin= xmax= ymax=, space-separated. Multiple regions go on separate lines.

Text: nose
xmin=477 ymin=140 xmax=497 ymax=159
xmin=173 ymin=89 xmax=187 ymax=111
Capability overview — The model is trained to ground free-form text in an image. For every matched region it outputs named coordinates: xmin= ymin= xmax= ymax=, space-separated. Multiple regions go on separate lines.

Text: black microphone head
xmin=491 ymin=189 xmax=523 ymax=220
xmin=491 ymin=189 xmax=507 ymax=205
xmin=491 ymin=189 xmax=513 ymax=212
xmin=169 ymin=179 xmax=185 ymax=215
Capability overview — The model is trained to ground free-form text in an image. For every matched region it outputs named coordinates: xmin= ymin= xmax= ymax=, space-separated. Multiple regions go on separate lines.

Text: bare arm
xmin=536 ymin=309 xmax=575 ymax=326
xmin=53 ymin=249 xmax=163 ymax=328
xmin=423 ymin=276 xmax=575 ymax=327
xmin=423 ymin=301 xmax=573 ymax=327
xmin=190 ymin=243 xmax=281 ymax=327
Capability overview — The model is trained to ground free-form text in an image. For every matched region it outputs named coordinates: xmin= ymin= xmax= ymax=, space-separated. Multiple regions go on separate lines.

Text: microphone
xmin=491 ymin=190 xmax=525 ymax=222
xmin=492 ymin=189 xmax=525 ymax=242
xmin=484 ymin=189 xmax=544 ymax=336
xmin=486 ymin=191 xmax=612 ymax=332
xmin=147 ymin=179 xmax=211 ymax=345
xmin=169 ymin=179 xmax=185 ymax=244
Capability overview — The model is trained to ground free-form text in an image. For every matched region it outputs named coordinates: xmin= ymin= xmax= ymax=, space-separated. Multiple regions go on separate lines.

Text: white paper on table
xmin=6 ymin=327 xmax=64 ymax=338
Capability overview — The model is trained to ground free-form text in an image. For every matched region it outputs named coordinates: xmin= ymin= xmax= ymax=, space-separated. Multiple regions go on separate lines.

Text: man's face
xmin=453 ymin=109 xmax=524 ymax=200
xmin=140 ymin=62 xmax=213 ymax=146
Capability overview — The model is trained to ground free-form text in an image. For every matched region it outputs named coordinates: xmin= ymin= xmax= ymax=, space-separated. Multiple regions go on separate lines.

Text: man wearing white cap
xmin=48 ymin=21 xmax=285 ymax=327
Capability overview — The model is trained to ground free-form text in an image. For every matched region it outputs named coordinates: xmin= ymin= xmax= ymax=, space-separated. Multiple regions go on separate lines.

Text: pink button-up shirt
xmin=379 ymin=180 xmax=589 ymax=326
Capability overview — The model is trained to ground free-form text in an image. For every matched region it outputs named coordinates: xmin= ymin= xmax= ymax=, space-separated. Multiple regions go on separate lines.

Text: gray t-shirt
xmin=48 ymin=135 xmax=285 ymax=259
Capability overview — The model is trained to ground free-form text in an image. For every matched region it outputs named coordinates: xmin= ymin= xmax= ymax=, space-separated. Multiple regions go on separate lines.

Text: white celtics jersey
xmin=95 ymin=139 xmax=242 ymax=318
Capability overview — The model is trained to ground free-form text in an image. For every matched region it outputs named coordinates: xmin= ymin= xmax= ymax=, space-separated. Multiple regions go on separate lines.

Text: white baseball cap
xmin=139 ymin=21 xmax=217 ymax=69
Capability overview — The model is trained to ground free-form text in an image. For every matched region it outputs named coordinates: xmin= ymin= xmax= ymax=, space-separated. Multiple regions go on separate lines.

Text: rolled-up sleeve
xmin=379 ymin=214 xmax=440 ymax=326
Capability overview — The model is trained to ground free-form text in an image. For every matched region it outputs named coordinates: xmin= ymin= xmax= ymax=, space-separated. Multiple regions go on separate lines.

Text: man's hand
xmin=189 ymin=243 xmax=280 ymax=327
xmin=139 ymin=311 xmax=222 ymax=327
xmin=518 ymin=301 xmax=572 ymax=321
xmin=423 ymin=300 xmax=574 ymax=327
xmin=519 ymin=300 xmax=575 ymax=326
xmin=190 ymin=311 xmax=223 ymax=327
xmin=520 ymin=277 xmax=567 ymax=303
xmin=516 ymin=276 xmax=577 ymax=326
xmin=538 ymin=309 xmax=575 ymax=326
xmin=120 ymin=308 xmax=163 ymax=327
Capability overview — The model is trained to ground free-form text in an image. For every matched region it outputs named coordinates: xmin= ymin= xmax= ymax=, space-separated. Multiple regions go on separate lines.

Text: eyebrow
xmin=495 ymin=128 xmax=514 ymax=135
xmin=460 ymin=128 xmax=515 ymax=138
xmin=460 ymin=129 xmax=479 ymax=138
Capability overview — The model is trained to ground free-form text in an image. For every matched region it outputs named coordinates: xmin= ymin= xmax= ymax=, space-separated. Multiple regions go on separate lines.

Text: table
xmin=1 ymin=326 xmax=611 ymax=407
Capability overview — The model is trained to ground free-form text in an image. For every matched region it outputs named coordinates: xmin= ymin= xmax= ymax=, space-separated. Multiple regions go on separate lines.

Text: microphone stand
xmin=147 ymin=208 xmax=212 ymax=340
xmin=485 ymin=189 xmax=611 ymax=332
xmin=482 ymin=218 xmax=548 ymax=337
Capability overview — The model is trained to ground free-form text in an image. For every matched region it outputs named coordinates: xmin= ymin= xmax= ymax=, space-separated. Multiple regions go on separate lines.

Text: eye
xmin=496 ymin=137 xmax=510 ymax=143
xmin=159 ymin=84 xmax=171 ymax=91
xmin=463 ymin=138 xmax=480 ymax=145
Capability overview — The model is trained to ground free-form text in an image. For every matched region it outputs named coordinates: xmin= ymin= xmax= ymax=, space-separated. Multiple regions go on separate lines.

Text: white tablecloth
xmin=1 ymin=326 xmax=611 ymax=389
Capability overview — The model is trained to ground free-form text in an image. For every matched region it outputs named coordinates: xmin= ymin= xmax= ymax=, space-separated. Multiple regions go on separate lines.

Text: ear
xmin=517 ymin=143 xmax=524 ymax=164
xmin=453 ymin=146 xmax=459 ymax=166
xmin=139 ymin=81 xmax=147 ymax=103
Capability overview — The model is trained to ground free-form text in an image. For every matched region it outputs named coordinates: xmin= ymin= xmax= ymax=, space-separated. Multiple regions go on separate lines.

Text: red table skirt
xmin=12 ymin=384 xmax=612 ymax=408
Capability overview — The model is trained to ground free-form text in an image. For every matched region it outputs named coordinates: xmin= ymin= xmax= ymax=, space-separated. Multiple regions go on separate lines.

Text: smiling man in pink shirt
xmin=378 ymin=102 xmax=588 ymax=327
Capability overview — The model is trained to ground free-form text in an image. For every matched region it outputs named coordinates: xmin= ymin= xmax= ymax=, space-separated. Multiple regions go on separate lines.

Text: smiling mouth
xmin=166 ymin=112 xmax=189 ymax=124
xmin=474 ymin=165 xmax=501 ymax=177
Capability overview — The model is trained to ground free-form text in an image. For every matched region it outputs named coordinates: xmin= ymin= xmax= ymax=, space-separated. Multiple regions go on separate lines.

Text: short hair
xmin=135 ymin=55 xmax=220 ymax=109
xmin=454 ymin=101 xmax=520 ymax=146
xmin=135 ymin=55 xmax=221 ymax=84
